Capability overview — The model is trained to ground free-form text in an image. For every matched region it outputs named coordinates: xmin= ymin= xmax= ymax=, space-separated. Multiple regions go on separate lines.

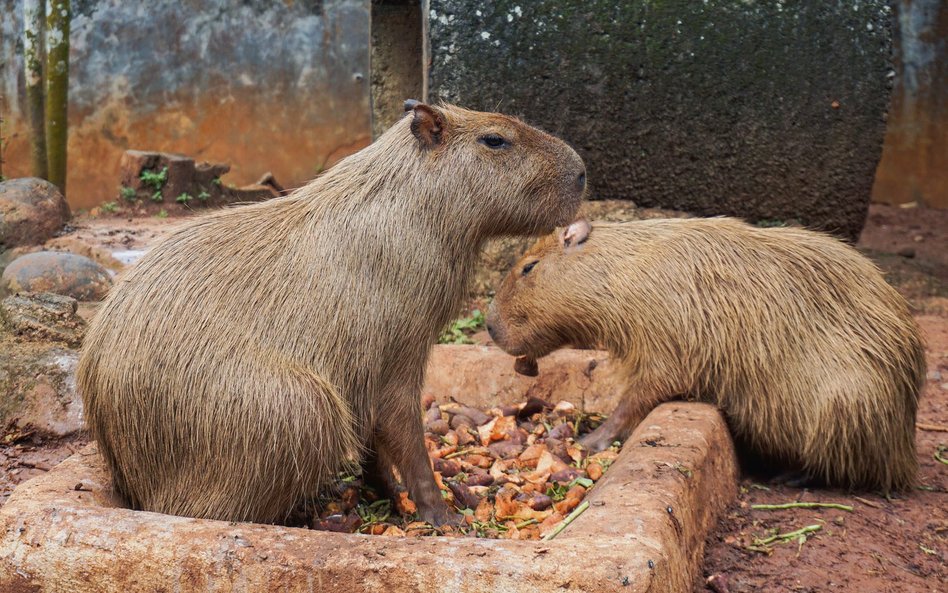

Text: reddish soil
xmin=697 ymin=204 xmax=948 ymax=593
xmin=0 ymin=428 xmax=84 ymax=506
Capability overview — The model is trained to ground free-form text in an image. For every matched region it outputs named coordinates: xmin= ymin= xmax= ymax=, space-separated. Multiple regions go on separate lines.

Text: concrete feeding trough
xmin=0 ymin=347 xmax=738 ymax=592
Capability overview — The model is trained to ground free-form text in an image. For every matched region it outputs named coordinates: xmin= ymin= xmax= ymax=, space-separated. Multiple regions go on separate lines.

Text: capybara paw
xmin=770 ymin=470 xmax=819 ymax=489
xmin=419 ymin=504 xmax=464 ymax=527
xmin=579 ymin=429 xmax=616 ymax=453
xmin=514 ymin=356 xmax=539 ymax=377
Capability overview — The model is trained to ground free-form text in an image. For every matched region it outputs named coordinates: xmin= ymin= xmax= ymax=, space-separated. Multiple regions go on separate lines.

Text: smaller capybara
xmin=78 ymin=101 xmax=586 ymax=525
xmin=486 ymin=218 xmax=925 ymax=492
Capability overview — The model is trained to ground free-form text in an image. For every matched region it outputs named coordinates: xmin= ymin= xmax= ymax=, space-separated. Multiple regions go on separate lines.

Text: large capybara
xmin=78 ymin=102 xmax=587 ymax=525
xmin=486 ymin=218 xmax=925 ymax=492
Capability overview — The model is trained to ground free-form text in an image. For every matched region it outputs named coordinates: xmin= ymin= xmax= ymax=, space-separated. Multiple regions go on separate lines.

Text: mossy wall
xmin=427 ymin=1 xmax=895 ymax=240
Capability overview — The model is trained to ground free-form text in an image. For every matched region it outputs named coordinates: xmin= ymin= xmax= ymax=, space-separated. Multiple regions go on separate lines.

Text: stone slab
xmin=0 ymin=403 xmax=737 ymax=592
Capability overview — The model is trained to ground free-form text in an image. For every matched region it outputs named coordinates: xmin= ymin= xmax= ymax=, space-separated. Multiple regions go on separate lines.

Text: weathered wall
xmin=425 ymin=0 xmax=895 ymax=240
xmin=1 ymin=0 xmax=371 ymax=208
xmin=873 ymin=0 xmax=947 ymax=209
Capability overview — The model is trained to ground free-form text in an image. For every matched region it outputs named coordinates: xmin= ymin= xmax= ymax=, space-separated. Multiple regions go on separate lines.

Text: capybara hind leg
xmin=580 ymin=393 xmax=662 ymax=452
xmin=140 ymin=364 xmax=357 ymax=523
xmin=376 ymin=411 xmax=461 ymax=526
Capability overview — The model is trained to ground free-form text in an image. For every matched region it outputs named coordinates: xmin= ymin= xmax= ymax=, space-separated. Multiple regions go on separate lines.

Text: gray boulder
xmin=1 ymin=251 xmax=112 ymax=301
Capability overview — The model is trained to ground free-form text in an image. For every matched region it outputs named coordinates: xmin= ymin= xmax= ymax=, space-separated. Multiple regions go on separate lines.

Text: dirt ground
xmin=0 ymin=204 xmax=945 ymax=591
xmin=697 ymin=204 xmax=948 ymax=593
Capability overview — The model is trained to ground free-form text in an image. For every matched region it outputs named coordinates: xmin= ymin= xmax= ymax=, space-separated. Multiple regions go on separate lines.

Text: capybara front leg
xmin=580 ymin=392 xmax=661 ymax=452
xmin=376 ymin=410 xmax=461 ymax=527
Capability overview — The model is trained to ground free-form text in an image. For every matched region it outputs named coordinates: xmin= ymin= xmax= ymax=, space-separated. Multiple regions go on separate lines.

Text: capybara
xmin=486 ymin=218 xmax=925 ymax=492
xmin=78 ymin=101 xmax=587 ymax=525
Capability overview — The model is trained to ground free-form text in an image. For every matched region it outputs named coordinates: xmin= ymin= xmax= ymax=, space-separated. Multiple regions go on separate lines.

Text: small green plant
xmin=155 ymin=209 xmax=168 ymax=219
xmin=355 ymin=499 xmax=392 ymax=532
xmin=756 ymin=219 xmax=787 ymax=228
xmin=176 ymin=192 xmax=193 ymax=204
xmin=545 ymin=476 xmax=593 ymax=502
xmin=101 ymin=201 xmax=119 ymax=213
xmin=438 ymin=310 xmax=486 ymax=344
xmin=197 ymin=190 xmax=210 ymax=201
xmin=140 ymin=166 xmax=168 ymax=191
xmin=119 ymin=185 xmax=137 ymax=201
xmin=211 ymin=176 xmax=222 ymax=186
xmin=150 ymin=190 xmax=163 ymax=202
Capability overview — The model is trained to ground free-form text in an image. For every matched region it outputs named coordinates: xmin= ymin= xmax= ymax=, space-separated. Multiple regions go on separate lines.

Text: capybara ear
xmin=410 ymin=103 xmax=445 ymax=148
xmin=560 ymin=219 xmax=592 ymax=253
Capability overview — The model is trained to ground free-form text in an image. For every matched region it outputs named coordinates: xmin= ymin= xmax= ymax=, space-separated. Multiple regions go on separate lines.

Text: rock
xmin=0 ymin=292 xmax=85 ymax=346
xmin=0 ymin=178 xmax=70 ymax=249
xmin=423 ymin=1 xmax=893 ymax=241
xmin=119 ymin=150 xmax=229 ymax=199
xmin=1 ymin=251 xmax=113 ymax=301
xmin=0 ymin=339 xmax=82 ymax=437
xmin=115 ymin=150 xmax=280 ymax=215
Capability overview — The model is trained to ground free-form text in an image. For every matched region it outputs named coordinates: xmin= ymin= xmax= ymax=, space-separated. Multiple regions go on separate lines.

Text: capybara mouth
xmin=513 ymin=355 xmax=539 ymax=377
xmin=555 ymin=196 xmax=585 ymax=227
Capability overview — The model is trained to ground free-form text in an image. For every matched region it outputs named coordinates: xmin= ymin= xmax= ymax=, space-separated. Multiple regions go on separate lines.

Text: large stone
xmin=422 ymin=1 xmax=894 ymax=240
xmin=0 ymin=292 xmax=86 ymax=346
xmin=1 ymin=251 xmax=113 ymax=301
xmin=0 ymin=177 xmax=70 ymax=249
xmin=0 ymin=338 xmax=81 ymax=437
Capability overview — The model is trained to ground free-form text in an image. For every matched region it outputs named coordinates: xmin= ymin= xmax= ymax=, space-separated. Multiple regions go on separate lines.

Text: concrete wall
xmin=873 ymin=0 xmax=948 ymax=209
xmin=423 ymin=0 xmax=895 ymax=240
xmin=1 ymin=0 xmax=371 ymax=208
xmin=1 ymin=1 xmax=942 ymax=215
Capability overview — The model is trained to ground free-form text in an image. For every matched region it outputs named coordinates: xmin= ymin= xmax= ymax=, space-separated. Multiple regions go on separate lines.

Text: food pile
xmin=302 ymin=395 xmax=621 ymax=540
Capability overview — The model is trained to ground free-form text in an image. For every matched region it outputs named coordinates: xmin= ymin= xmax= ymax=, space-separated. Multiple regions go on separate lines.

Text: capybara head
xmin=487 ymin=219 xmax=595 ymax=357
xmin=390 ymin=101 xmax=587 ymax=236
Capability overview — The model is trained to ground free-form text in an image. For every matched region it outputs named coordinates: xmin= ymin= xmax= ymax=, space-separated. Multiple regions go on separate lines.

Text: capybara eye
xmin=521 ymin=261 xmax=538 ymax=276
xmin=479 ymin=134 xmax=508 ymax=149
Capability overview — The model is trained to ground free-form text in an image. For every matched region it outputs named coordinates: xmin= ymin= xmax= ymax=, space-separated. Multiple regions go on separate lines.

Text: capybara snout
xmin=490 ymin=217 xmax=925 ymax=492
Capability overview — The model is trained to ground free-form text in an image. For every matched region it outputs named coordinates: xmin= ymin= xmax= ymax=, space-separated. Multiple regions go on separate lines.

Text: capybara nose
xmin=576 ymin=171 xmax=586 ymax=192
xmin=487 ymin=323 xmax=498 ymax=341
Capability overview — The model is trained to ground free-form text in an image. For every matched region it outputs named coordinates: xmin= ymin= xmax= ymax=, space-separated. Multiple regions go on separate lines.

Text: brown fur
xmin=487 ymin=218 xmax=925 ymax=492
xmin=77 ymin=103 xmax=586 ymax=524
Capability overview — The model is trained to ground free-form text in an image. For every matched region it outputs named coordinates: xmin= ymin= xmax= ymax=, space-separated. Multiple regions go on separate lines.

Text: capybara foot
xmin=770 ymin=470 xmax=819 ymax=489
xmin=579 ymin=425 xmax=621 ymax=453
xmin=418 ymin=502 xmax=463 ymax=527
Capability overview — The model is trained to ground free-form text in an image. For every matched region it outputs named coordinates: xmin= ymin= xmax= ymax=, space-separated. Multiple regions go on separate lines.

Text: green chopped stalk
xmin=541 ymin=500 xmax=590 ymax=541
xmin=751 ymin=502 xmax=853 ymax=512
xmin=754 ymin=524 xmax=822 ymax=547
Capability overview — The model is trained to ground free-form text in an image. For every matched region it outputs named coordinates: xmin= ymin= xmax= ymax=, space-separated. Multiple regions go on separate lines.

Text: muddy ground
xmin=0 ymin=204 xmax=945 ymax=590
